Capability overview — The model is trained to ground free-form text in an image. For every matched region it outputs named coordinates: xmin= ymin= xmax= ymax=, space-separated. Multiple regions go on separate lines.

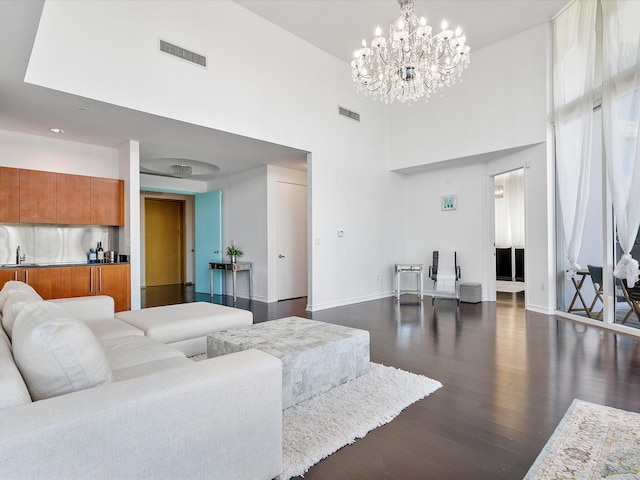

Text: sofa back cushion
xmin=0 ymin=281 xmax=42 ymax=311
xmin=12 ymin=301 xmax=113 ymax=401
xmin=0 ymin=328 xmax=31 ymax=410
xmin=2 ymin=290 xmax=43 ymax=339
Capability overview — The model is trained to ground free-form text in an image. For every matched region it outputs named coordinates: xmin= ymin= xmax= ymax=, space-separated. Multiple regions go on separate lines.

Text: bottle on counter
xmin=97 ymin=242 xmax=104 ymax=263
xmin=88 ymin=249 xmax=97 ymax=264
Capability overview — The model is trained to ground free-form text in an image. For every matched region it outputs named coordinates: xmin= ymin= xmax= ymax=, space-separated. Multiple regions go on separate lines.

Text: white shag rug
xmin=280 ymin=362 xmax=442 ymax=480
xmin=189 ymin=355 xmax=442 ymax=480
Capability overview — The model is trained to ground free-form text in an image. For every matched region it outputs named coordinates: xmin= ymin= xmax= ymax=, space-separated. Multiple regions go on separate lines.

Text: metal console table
xmin=394 ymin=264 xmax=423 ymax=303
xmin=209 ymin=261 xmax=253 ymax=305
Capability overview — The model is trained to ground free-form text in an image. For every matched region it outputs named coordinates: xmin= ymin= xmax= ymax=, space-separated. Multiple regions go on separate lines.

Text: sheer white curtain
xmin=553 ymin=0 xmax=597 ymax=278
xmin=495 ymin=170 xmax=525 ymax=249
xmin=507 ymin=170 xmax=525 ymax=248
xmin=602 ymin=0 xmax=640 ymax=286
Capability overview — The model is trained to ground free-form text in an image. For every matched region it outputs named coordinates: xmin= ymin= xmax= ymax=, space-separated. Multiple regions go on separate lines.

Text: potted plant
xmin=225 ymin=245 xmax=244 ymax=263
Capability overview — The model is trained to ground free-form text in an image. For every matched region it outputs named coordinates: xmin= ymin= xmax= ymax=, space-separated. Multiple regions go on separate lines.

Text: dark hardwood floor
xmin=141 ymin=286 xmax=640 ymax=479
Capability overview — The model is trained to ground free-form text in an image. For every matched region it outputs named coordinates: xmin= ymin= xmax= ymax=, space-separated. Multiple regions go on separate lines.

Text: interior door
xmin=277 ymin=182 xmax=307 ymax=300
xmin=145 ymin=198 xmax=184 ymax=286
xmin=195 ymin=190 xmax=222 ymax=294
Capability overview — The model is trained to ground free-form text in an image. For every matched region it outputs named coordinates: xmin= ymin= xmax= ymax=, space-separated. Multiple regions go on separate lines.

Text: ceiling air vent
xmin=338 ymin=106 xmax=360 ymax=122
xmin=159 ymin=39 xmax=207 ymax=68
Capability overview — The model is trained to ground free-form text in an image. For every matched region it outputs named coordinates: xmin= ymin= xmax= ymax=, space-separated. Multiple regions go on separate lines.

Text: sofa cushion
xmin=12 ymin=301 xmax=113 ymax=401
xmin=2 ymin=290 xmax=43 ymax=339
xmin=111 ymin=356 xmax=192 ymax=381
xmin=0 ymin=328 xmax=31 ymax=410
xmin=0 ymin=281 xmax=42 ymax=312
xmin=99 ymin=335 xmax=186 ymax=372
xmin=82 ymin=317 xmax=144 ymax=342
xmin=47 ymin=295 xmax=115 ymax=321
xmin=115 ymin=302 xmax=253 ymax=344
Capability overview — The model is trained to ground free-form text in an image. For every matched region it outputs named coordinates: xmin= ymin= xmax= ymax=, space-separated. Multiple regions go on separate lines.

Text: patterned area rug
xmin=524 ymin=399 xmax=640 ymax=479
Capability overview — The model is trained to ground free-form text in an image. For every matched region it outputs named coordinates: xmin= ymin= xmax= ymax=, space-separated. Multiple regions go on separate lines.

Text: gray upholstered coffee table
xmin=206 ymin=316 xmax=370 ymax=408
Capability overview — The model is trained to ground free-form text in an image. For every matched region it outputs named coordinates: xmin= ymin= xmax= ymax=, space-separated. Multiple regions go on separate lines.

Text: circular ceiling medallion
xmin=140 ymin=158 xmax=220 ymax=178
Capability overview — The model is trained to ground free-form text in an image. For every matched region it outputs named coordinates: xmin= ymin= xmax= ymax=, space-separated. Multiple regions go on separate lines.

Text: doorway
xmin=276 ymin=181 xmax=308 ymax=300
xmin=493 ymin=169 xmax=525 ymax=297
xmin=144 ymin=198 xmax=185 ymax=286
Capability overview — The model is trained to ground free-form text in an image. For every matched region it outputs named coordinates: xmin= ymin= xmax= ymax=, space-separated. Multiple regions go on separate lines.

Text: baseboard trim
xmin=307 ymin=291 xmax=394 ymax=312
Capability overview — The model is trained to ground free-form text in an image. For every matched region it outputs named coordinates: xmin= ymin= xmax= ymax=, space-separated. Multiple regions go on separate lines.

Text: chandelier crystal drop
xmin=170 ymin=164 xmax=193 ymax=178
xmin=351 ymin=0 xmax=470 ymax=104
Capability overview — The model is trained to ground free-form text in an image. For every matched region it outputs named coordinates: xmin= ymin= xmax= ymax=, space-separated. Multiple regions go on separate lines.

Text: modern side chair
xmin=429 ymin=251 xmax=461 ymax=307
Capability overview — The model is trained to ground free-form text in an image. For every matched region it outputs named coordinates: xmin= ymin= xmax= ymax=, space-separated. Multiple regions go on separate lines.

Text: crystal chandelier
xmin=170 ymin=164 xmax=192 ymax=178
xmin=351 ymin=0 xmax=470 ymax=104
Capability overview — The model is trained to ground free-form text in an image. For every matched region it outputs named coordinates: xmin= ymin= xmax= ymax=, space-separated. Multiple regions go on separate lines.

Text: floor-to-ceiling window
xmin=554 ymin=0 xmax=640 ymax=331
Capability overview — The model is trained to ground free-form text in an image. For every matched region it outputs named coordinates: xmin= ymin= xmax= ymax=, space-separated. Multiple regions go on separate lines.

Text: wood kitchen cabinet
xmin=19 ymin=169 xmax=57 ymax=224
xmin=2 ymin=168 xmax=124 ymax=226
xmin=0 ymin=269 xmax=21 ymax=286
xmin=22 ymin=267 xmax=61 ymax=300
xmin=59 ymin=264 xmax=130 ymax=312
xmin=0 ymin=167 xmax=20 ymax=223
xmin=0 ymin=267 xmax=61 ymax=300
xmin=57 ymin=173 xmax=91 ymax=224
xmin=91 ymin=177 xmax=124 ymax=226
xmin=98 ymin=264 xmax=130 ymax=312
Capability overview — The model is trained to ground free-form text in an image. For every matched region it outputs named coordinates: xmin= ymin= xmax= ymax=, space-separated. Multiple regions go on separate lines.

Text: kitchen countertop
xmin=0 ymin=262 xmax=130 ymax=269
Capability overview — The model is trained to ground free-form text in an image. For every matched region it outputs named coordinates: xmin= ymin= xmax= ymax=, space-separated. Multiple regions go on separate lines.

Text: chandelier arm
xmin=378 ymin=53 xmax=391 ymax=67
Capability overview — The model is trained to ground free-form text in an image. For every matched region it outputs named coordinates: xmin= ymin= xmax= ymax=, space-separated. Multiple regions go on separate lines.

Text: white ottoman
xmin=115 ymin=302 xmax=253 ymax=356
xmin=207 ymin=317 xmax=370 ymax=409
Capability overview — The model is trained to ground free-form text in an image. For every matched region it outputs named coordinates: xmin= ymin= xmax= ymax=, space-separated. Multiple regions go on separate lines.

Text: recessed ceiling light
xmin=49 ymin=128 xmax=65 ymax=134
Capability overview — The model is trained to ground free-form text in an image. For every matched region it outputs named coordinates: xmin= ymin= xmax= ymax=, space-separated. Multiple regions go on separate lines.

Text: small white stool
xmin=394 ymin=264 xmax=423 ymax=302
xmin=460 ymin=283 xmax=482 ymax=303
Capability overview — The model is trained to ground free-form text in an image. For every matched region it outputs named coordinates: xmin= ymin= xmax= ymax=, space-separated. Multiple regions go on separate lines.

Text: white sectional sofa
xmin=0 ymin=281 xmax=282 ymax=480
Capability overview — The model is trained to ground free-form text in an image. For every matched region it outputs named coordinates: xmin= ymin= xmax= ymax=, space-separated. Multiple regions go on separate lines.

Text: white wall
xmin=399 ymin=163 xmax=487 ymax=296
xmin=388 ymin=24 xmax=549 ymax=170
xmin=207 ymin=167 xmax=268 ymax=301
xmin=118 ymin=140 xmax=141 ymax=309
xmin=0 ymin=129 xmax=119 ymax=177
xmin=139 ymin=174 xmax=209 ymax=195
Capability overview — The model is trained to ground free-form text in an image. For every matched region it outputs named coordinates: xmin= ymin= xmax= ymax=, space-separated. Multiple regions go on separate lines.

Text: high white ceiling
xmin=0 ymin=0 xmax=567 ymax=180
xmin=236 ymin=0 xmax=567 ymax=62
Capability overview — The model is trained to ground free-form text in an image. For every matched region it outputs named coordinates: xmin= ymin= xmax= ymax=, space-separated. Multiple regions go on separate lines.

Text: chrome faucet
xmin=16 ymin=246 xmax=25 ymax=265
